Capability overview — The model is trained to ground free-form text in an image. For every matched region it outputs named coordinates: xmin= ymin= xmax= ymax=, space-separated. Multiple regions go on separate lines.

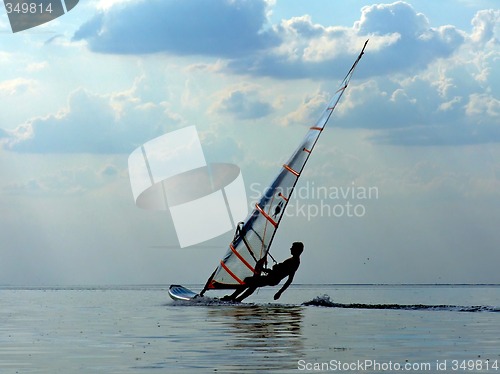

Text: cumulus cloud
xmin=337 ymin=78 xmax=434 ymax=129
xmin=211 ymin=85 xmax=275 ymax=120
xmin=281 ymin=90 xmax=329 ymax=126
xmin=199 ymin=129 xmax=245 ymax=164
xmin=228 ymin=1 xmax=465 ymax=79
xmin=2 ymin=83 xmax=183 ymax=153
xmin=73 ymin=0 xmax=279 ymax=57
xmin=74 ymin=1 xmax=465 ymax=80
xmin=471 ymin=9 xmax=500 ymax=45
xmin=356 ymin=3 xmax=464 ymax=69
xmin=336 ymin=71 xmax=500 ymax=145
xmin=466 ymin=93 xmax=500 ymax=119
xmin=0 ymin=78 xmax=36 ymax=96
xmin=304 ymin=6 xmax=499 ymax=146
xmin=2 ymin=164 xmax=122 ymax=196
xmin=371 ymin=122 xmax=500 ymax=146
xmin=67 ymin=2 xmax=500 ymax=146
xmin=26 ymin=61 xmax=48 ymax=73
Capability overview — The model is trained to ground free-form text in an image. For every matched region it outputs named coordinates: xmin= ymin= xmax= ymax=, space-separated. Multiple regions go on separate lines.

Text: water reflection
xmin=206 ymin=304 xmax=305 ymax=372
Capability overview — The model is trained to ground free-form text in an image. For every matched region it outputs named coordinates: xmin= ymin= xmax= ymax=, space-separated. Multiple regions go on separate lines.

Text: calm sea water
xmin=1 ymin=285 xmax=499 ymax=373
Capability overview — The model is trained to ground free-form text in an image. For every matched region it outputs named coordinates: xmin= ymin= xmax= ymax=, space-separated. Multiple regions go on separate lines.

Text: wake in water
xmin=168 ymin=297 xmax=243 ymax=307
xmin=303 ymin=295 xmax=500 ymax=313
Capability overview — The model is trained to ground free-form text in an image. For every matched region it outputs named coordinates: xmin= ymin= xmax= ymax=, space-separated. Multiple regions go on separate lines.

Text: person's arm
xmin=274 ymin=274 xmax=294 ymax=300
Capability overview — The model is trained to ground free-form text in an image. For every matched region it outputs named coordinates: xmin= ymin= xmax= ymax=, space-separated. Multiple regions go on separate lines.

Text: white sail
xmin=201 ymin=40 xmax=368 ymax=293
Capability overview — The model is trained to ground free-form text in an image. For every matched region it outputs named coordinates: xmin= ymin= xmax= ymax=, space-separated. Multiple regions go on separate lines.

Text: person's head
xmin=290 ymin=242 xmax=304 ymax=257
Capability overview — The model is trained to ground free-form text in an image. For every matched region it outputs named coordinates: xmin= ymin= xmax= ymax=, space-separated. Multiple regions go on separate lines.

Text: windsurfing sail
xmin=200 ymin=40 xmax=368 ymax=295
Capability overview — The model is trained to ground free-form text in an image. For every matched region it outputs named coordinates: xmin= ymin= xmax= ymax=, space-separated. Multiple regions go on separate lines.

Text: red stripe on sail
xmin=278 ymin=192 xmax=289 ymax=202
xmin=283 ymin=164 xmax=300 ymax=177
xmin=220 ymin=260 xmax=245 ymax=285
xmin=255 ymin=203 xmax=278 ymax=227
xmin=230 ymin=244 xmax=255 ymax=273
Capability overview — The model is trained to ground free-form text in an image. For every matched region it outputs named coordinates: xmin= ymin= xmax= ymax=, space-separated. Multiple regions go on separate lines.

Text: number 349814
xmin=5 ymin=2 xmax=54 ymax=14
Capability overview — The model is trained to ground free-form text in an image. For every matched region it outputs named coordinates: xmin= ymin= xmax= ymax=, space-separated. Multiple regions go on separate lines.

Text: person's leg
xmin=234 ymin=286 xmax=257 ymax=302
xmin=221 ymin=286 xmax=246 ymax=301
xmin=222 ymin=275 xmax=268 ymax=301
xmin=235 ymin=275 xmax=273 ymax=301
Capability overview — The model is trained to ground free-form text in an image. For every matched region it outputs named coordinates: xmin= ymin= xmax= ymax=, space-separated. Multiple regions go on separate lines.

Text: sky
xmin=0 ymin=0 xmax=499 ymax=286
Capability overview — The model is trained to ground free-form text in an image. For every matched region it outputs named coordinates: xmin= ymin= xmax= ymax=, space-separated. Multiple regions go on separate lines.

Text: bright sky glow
xmin=0 ymin=0 xmax=499 ymax=285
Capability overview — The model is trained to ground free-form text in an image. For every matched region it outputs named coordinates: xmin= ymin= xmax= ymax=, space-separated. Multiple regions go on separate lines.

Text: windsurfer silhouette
xmin=222 ymin=242 xmax=303 ymax=302
xmin=272 ymin=201 xmax=283 ymax=218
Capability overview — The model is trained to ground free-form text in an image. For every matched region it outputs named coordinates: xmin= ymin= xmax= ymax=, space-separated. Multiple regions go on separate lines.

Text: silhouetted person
xmin=273 ymin=201 xmax=283 ymax=218
xmin=223 ymin=242 xmax=303 ymax=302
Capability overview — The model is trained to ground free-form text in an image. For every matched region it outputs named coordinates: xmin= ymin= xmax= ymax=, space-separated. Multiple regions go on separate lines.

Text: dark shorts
xmin=244 ymin=275 xmax=280 ymax=287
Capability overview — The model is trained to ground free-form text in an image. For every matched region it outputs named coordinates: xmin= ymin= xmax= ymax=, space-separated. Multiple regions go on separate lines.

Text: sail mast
xmin=201 ymin=40 xmax=368 ymax=294
xmin=264 ymin=39 xmax=369 ymax=257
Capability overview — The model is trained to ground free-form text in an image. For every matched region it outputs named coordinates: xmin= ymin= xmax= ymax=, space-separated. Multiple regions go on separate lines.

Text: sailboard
xmin=170 ymin=40 xmax=368 ymax=302
xmin=168 ymin=285 xmax=199 ymax=301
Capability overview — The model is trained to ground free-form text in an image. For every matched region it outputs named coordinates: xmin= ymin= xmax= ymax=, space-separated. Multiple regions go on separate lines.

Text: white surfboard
xmin=168 ymin=285 xmax=199 ymax=301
